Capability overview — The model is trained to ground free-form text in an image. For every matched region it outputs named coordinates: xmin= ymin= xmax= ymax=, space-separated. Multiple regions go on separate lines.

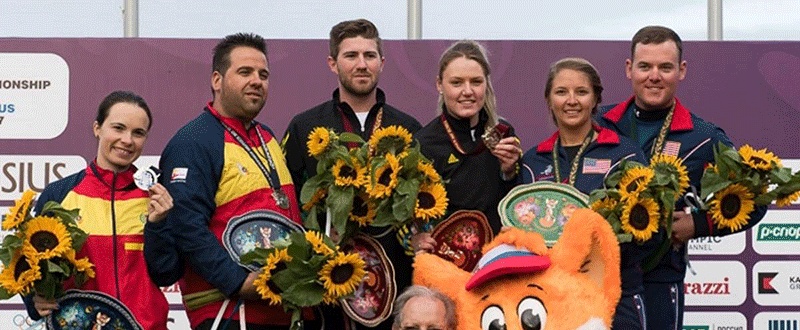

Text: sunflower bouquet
xmin=240 ymin=230 xmax=365 ymax=329
xmin=300 ymin=125 xmax=448 ymax=243
xmin=0 ymin=190 xmax=94 ymax=300
xmin=699 ymin=143 xmax=800 ymax=231
xmin=589 ymin=154 xmax=690 ymax=244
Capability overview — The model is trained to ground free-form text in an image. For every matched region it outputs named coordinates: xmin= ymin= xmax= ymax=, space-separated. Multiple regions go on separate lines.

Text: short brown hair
xmin=631 ymin=25 xmax=683 ymax=61
xmin=329 ymin=19 xmax=382 ymax=58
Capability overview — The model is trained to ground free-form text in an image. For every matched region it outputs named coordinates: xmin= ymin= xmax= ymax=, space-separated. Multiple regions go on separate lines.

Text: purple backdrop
xmin=2 ymin=38 xmax=799 ymax=329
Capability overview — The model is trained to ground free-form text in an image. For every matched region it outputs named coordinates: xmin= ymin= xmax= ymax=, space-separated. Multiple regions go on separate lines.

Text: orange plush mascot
xmin=414 ymin=209 xmax=620 ymax=330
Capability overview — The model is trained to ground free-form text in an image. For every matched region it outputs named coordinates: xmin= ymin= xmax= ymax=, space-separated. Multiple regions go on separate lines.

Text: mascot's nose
xmin=521 ymin=310 xmax=542 ymax=330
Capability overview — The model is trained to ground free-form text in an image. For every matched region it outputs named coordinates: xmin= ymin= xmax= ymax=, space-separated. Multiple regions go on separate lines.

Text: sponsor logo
xmin=752 ymin=211 xmax=800 ymax=255
xmin=688 ymin=232 xmax=746 ymax=255
xmin=684 ymin=261 xmax=746 ymax=306
xmin=0 ymin=53 xmax=69 ymax=139
xmin=754 ymin=312 xmax=800 ymax=330
xmin=170 ymin=167 xmax=188 ymax=183
xmin=753 ymin=261 xmax=800 ymax=306
xmin=447 ymin=153 xmax=459 ymax=164
xmin=0 ymin=155 xmax=86 ymax=200
xmin=683 ymin=312 xmax=747 ymax=330
xmin=758 ymin=272 xmax=779 ymax=294
xmin=757 ymin=224 xmax=800 ymax=241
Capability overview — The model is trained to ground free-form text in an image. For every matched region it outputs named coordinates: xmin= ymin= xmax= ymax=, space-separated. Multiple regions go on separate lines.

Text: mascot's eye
xmin=481 ymin=305 xmax=506 ymax=330
xmin=517 ymin=297 xmax=547 ymax=330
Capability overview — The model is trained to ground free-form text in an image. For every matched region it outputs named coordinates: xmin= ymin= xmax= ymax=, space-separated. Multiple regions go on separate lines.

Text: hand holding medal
xmin=134 ymin=166 xmax=174 ymax=223
xmin=485 ymin=124 xmax=522 ymax=178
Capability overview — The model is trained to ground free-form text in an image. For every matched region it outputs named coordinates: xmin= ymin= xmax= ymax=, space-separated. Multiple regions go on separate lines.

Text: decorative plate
xmin=47 ymin=290 xmax=142 ymax=330
xmin=431 ymin=210 xmax=493 ymax=272
xmin=222 ymin=210 xmax=304 ymax=271
xmin=339 ymin=233 xmax=397 ymax=327
xmin=498 ymin=181 xmax=589 ymax=246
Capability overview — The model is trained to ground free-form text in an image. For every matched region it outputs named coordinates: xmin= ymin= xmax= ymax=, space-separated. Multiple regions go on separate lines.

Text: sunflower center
xmin=750 ymin=156 xmax=767 ymax=166
xmin=418 ymin=192 xmax=435 ymax=210
xmin=340 ymin=165 xmax=357 ymax=179
xmin=378 ymin=168 xmax=394 ymax=185
xmin=629 ymin=204 xmax=652 ymax=230
xmin=13 ymin=258 xmax=31 ymax=280
xmin=626 ymin=178 xmax=644 ymax=193
xmin=31 ymin=231 xmax=59 ymax=252
xmin=720 ymin=194 xmax=742 ymax=219
xmin=331 ymin=264 xmax=355 ymax=284
xmin=352 ymin=196 xmax=368 ymax=217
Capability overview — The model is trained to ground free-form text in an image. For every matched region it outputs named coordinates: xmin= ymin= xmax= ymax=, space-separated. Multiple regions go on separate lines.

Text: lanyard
xmin=440 ymin=113 xmax=486 ymax=155
xmin=630 ymin=103 xmax=676 ymax=157
xmin=219 ymin=120 xmax=289 ymax=209
xmin=339 ymin=106 xmax=383 ymax=149
xmin=553 ymin=129 xmax=594 ymax=186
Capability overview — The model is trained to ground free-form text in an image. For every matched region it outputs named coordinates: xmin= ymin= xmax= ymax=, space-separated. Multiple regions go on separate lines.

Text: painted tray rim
xmin=47 ymin=289 xmax=143 ymax=330
xmin=221 ymin=209 xmax=304 ymax=271
xmin=340 ymin=233 xmax=397 ymax=327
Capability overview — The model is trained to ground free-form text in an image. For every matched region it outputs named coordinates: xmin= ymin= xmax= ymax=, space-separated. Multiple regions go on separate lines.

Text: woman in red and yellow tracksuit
xmin=24 ymin=91 xmax=174 ymax=330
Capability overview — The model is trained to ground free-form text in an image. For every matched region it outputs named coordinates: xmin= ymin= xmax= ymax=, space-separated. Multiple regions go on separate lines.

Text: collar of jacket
xmin=602 ymin=96 xmax=694 ymax=132
xmin=89 ymin=160 xmax=137 ymax=190
xmin=332 ymin=88 xmax=387 ymax=116
xmin=443 ymin=106 xmax=489 ymax=134
xmin=536 ymin=124 xmax=620 ymax=153
xmin=205 ymin=102 xmax=256 ymax=138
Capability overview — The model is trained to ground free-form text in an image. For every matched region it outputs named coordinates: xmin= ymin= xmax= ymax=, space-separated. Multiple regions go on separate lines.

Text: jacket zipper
xmin=111 ymin=172 xmax=121 ymax=299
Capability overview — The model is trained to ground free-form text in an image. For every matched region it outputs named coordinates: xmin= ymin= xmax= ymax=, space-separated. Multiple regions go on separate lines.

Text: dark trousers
xmin=612 ymin=293 xmax=647 ymax=330
xmin=642 ymin=282 xmax=683 ymax=330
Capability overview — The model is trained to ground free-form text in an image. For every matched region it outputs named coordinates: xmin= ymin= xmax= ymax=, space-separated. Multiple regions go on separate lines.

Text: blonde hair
xmin=436 ymin=40 xmax=498 ymax=128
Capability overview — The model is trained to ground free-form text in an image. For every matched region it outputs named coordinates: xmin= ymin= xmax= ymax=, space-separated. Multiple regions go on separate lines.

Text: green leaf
xmin=701 ymin=178 xmax=732 ymax=201
xmin=0 ymin=286 xmax=14 ymax=300
xmin=339 ymin=132 xmax=365 ymax=144
xmin=240 ymin=247 xmax=273 ymax=265
xmin=770 ymin=167 xmax=793 ymax=184
xmin=327 ymin=186 xmax=354 ymax=238
xmin=282 ymin=281 xmax=325 ymax=307
xmin=0 ymin=235 xmax=23 ymax=266
xmin=392 ymin=194 xmax=413 ymax=224
xmin=47 ymin=260 xmax=66 ymax=275
xmin=754 ymin=193 xmax=776 ymax=205
xmin=70 ymin=229 xmax=89 ymax=251
xmin=372 ymin=200 xmax=396 ymax=227
xmin=303 ymin=207 xmax=321 ymax=231
xmin=300 ymin=174 xmax=328 ymax=204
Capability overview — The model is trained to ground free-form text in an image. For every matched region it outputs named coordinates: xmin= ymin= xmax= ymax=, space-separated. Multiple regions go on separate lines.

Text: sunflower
xmin=253 ymin=248 xmax=292 ymax=305
xmin=417 ymin=162 xmax=441 ymax=183
xmin=369 ymin=153 xmax=401 ymax=199
xmin=318 ymin=252 xmax=366 ymax=298
xmin=414 ymin=183 xmax=448 ymax=221
xmin=306 ymin=231 xmax=335 ymax=256
xmin=739 ymin=145 xmax=781 ymax=171
xmin=618 ymin=167 xmax=654 ymax=199
xmin=22 ymin=216 xmax=72 ymax=260
xmin=3 ymin=190 xmax=35 ymax=230
xmin=620 ymin=197 xmax=660 ymax=242
xmin=349 ymin=193 xmax=376 ymax=226
xmin=322 ymin=292 xmax=339 ymax=305
xmin=64 ymin=250 xmax=95 ymax=278
xmin=590 ymin=198 xmax=618 ymax=212
xmin=0 ymin=251 xmax=41 ymax=295
xmin=307 ymin=127 xmax=335 ymax=158
xmin=302 ymin=188 xmax=328 ymax=211
xmin=332 ymin=158 xmax=367 ymax=187
xmin=709 ymin=184 xmax=755 ymax=231
xmin=776 ymin=190 xmax=800 ymax=207
xmin=368 ymin=125 xmax=413 ymax=156
xmin=650 ymin=153 xmax=690 ymax=198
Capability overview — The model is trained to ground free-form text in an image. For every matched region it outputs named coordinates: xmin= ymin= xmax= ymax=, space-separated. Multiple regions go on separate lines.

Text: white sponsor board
xmin=0 ymin=53 xmax=69 ymax=139
xmin=752 ymin=210 xmax=800 ymax=255
xmin=0 ymin=308 xmax=189 ymax=329
xmin=688 ymin=231 xmax=746 ymax=255
xmin=753 ymin=312 xmax=800 ymax=330
xmin=683 ymin=311 xmax=747 ymax=330
xmin=684 ymin=260 xmax=746 ymax=306
xmin=752 ymin=261 xmax=800 ymax=306
xmin=0 ymin=155 xmax=86 ymax=201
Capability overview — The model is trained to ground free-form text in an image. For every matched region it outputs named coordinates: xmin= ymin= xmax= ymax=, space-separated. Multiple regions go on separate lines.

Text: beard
xmin=339 ymin=71 xmax=379 ymax=97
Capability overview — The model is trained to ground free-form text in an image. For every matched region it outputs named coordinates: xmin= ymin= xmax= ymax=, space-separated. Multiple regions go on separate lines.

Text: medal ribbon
xmin=440 ymin=113 xmax=486 ymax=155
xmin=649 ymin=103 xmax=676 ymax=157
xmin=552 ymin=129 xmax=595 ymax=186
xmin=218 ymin=120 xmax=288 ymax=208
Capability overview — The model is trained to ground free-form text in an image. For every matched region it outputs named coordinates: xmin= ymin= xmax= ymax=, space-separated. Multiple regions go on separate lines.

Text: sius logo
xmin=759 ymin=272 xmax=779 ymax=294
xmin=758 ymin=224 xmax=800 ymax=241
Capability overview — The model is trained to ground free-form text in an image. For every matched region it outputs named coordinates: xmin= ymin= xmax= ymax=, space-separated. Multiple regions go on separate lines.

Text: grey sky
xmin=1 ymin=0 xmax=798 ymax=40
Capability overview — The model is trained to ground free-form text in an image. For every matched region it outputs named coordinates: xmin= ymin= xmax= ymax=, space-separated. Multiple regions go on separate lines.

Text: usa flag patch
xmin=662 ymin=141 xmax=681 ymax=157
xmin=583 ymin=158 xmax=611 ymax=174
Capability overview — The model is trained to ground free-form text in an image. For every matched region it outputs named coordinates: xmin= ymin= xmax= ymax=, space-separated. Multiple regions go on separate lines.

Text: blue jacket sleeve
xmin=143 ymin=219 xmax=183 ymax=287
xmin=157 ymin=127 xmax=249 ymax=297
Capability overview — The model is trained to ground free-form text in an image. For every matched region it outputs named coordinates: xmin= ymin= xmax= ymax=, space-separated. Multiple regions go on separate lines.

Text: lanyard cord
xmin=552 ymin=129 xmax=594 ymax=186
